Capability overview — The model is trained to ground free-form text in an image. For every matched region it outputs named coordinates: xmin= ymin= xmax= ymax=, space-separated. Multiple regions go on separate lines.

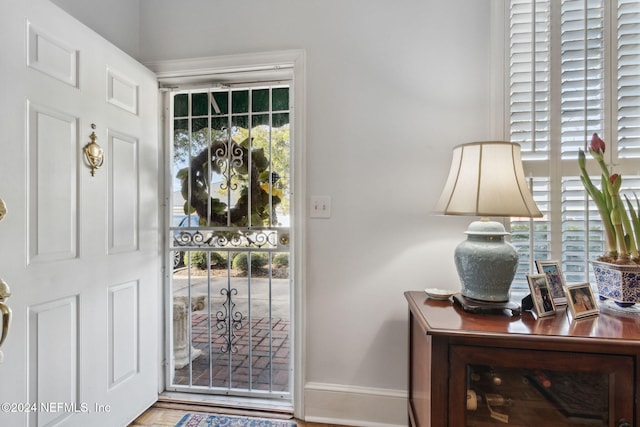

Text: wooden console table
xmin=405 ymin=291 xmax=640 ymax=427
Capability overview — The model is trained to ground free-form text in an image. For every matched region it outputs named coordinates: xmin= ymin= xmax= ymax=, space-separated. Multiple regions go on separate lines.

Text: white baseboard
xmin=303 ymin=382 xmax=407 ymax=427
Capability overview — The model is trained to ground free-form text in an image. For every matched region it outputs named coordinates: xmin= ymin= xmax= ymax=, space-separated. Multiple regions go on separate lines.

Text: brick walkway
xmin=173 ymin=314 xmax=291 ymax=393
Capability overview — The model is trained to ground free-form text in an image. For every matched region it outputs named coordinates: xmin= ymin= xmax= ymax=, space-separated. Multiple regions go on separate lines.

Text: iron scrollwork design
xmin=172 ymin=228 xmax=287 ymax=250
xmin=214 ymin=132 xmax=243 ymax=192
xmin=216 ymin=288 xmax=244 ymax=353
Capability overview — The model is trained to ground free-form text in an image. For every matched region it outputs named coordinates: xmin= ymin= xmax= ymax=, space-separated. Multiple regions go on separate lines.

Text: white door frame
xmin=147 ymin=49 xmax=307 ymax=419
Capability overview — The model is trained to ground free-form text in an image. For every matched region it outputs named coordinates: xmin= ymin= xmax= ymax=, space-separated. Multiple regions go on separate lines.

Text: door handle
xmin=0 ymin=197 xmax=6 ymax=222
xmin=0 ymin=278 xmax=11 ymax=363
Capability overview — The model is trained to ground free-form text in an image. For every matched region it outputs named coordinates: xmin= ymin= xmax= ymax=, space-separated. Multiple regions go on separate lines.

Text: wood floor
xmin=129 ymin=405 xmax=348 ymax=427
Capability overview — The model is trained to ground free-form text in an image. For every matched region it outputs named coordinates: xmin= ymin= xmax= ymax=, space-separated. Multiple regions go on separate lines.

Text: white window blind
xmin=509 ymin=0 xmax=551 ymax=159
xmin=618 ymin=0 xmax=640 ymax=158
xmin=507 ymin=0 xmax=640 ymax=288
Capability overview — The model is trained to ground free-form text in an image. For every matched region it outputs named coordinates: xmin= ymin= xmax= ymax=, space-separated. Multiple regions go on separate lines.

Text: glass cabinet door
xmin=449 ymin=345 xmax=634 ymax=427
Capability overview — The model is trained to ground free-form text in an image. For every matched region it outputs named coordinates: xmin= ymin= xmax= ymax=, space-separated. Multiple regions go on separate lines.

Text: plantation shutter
xmin=617 ymin=0 xmax=640 ymax=158
xmin=509 ymin=0 xmax=551 ymax=159
xmin=506 ymin=0 xmax=640 ymax=288
xmin=558 ymin=0 xmax=605 ymax=159
xmin=509 ymin=0 xmax=553 ymax=287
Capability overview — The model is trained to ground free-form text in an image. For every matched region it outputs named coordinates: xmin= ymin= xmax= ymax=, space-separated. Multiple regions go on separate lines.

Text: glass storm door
xmin=167 ymin=85 xmax=292 ymax=401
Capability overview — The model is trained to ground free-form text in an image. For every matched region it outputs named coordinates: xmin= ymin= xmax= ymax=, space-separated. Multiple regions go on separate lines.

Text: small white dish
xmin=424 ymin=288 xmax=456 ymax=300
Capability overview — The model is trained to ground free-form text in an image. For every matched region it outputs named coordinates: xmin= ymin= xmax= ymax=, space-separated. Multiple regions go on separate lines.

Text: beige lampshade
xmin=435 ymin=141 xmax=542 ymax=218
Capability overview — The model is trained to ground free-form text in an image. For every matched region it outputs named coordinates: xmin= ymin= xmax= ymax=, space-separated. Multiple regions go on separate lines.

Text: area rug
xmin=175 ymin=413 xmax=297 ymax=427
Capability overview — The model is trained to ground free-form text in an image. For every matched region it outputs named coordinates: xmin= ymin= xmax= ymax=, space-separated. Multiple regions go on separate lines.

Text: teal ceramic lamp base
xmin=454 ymin=220 xmax=518 ymax=302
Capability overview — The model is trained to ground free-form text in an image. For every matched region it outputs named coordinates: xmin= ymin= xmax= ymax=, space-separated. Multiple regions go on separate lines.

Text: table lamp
xmin=434 ymin=141 xmax=542 ymax=313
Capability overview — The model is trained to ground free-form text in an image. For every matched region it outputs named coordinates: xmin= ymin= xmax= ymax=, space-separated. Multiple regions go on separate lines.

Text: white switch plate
xmin=310 ymin=196 xmax=331 ymax=218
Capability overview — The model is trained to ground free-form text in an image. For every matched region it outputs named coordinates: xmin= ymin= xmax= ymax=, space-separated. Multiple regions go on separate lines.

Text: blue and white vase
xmin=591 ymin=260 xmax=640 ymax=306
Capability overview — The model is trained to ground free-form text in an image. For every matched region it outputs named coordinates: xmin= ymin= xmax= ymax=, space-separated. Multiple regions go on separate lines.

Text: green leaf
xmin=183 ymin=202 xmax=196 ymax=215
xmin=176 ymin=168 xmax=189 ymax=180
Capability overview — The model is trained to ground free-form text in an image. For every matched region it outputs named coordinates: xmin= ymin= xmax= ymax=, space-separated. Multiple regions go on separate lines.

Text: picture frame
xmin=526 ymin=274 xmax=557 ymax=317
xmin=565 ymin=283 xmax=599 ymax=319
xmin=535 ymin=260 xmax=567 ymax=305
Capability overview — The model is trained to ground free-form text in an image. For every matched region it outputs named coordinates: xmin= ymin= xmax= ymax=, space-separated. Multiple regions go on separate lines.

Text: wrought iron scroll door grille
xmin=167 ymin=84 xmax=292 ymax=400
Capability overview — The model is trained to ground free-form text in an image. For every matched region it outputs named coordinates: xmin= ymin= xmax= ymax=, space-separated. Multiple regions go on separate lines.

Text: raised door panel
xmin=108 ymin=280 xmax=139 ymax=388
xmin=27 ymin=103 xmax=78 ymax=264
xmin=27 ymin=22 xmax=79 ymax=88
xmin=106 ymin=68 xmax=138 ymax=115
xmin=108 ymin=130 xmax=139 ymax=254
xmin=28 ymin=297 xmax=79 ymax=427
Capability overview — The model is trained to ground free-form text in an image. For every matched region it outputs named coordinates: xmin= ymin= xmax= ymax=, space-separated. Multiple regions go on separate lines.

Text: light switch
xmin=310 ymin=196 xmax=331 ymax=218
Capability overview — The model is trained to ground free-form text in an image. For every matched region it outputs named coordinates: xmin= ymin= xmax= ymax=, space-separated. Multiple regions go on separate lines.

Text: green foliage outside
xmin=232 ymin=252 xmax=268 ymax=272
xmin=172 ymin=88 xmax=291 ymax=219
xmin=273 ymin=253 xmax=289 ymax=267
xmin=233 ymin=125 xmax=290 ymax=214
xmin=189 ymin=251 xmax=226 ymax=269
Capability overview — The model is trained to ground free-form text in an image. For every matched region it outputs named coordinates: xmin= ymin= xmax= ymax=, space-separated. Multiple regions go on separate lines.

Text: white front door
xmin=0 ymin=1 xmax=160 ymax=426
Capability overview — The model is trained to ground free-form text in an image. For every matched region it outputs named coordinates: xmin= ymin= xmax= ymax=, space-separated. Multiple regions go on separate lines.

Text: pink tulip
xmin=590 ymin=133 xmax=606 ymax=154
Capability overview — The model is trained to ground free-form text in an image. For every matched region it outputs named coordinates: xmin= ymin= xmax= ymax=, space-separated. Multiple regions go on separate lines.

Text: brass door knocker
xmin=83 ymin=124 xmax=104 ymax=176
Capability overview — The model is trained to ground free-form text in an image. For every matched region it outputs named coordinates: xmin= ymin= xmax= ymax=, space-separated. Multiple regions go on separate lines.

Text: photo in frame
xmin=535 ymin=260 xmax=567 ymax=305
xmin=565 ymin=283 xmax=599 ymax=319
xmin=526 ymin=274 xmax=556 ymax=317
